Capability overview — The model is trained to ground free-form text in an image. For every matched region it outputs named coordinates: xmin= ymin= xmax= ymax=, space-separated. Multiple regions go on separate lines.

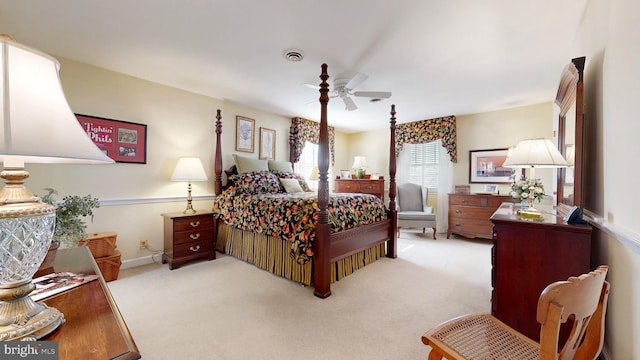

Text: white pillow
xmin=279 ymin=178 xmax=304 ymax=193
xmin=268 ymin=159 xmax=293 ymax=172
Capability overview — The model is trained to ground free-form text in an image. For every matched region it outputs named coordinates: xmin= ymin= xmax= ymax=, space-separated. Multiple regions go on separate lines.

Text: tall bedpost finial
xmin=387 ymin=104 xmax=398 ymax=258
xmin=214 ymin=109 xmax=223 ymax=195
xmin=314 ymin=63 xmax=332 ymax=298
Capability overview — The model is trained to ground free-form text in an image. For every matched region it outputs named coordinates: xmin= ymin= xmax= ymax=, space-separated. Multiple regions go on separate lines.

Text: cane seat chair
xmin=422 ymin=265 xmax=609 ymax=360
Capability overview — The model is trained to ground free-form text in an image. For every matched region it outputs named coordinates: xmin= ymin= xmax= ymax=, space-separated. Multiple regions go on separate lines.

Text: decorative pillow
xmin=271 ymin=170 xmax=312 ymax=192
xmin=268 ymin=159 xmax=293 ymax=173
xmin=233 ymin=154 xmax=269 ymax=174
xmin=279 ymin=178 xmax=304 ymax=193
xmin=233 ymin=171 xmax=281 ymax=194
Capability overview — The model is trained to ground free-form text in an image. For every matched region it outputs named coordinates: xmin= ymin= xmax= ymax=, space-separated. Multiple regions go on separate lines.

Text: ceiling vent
xmin=283 ymin=49 xmax=303 ymax=62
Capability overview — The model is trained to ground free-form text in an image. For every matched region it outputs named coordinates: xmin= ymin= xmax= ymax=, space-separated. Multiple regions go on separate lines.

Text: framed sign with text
xmin=76 ymin=114 xmax=147 ymax=164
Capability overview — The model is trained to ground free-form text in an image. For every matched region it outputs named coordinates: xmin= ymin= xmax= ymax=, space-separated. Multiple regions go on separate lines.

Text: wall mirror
xmin=556 ymin=57 xmax=585 ymax=207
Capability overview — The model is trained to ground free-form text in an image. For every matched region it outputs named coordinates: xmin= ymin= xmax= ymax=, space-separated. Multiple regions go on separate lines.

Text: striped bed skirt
xmin=215 ymin=222 xmax=386 ymax=286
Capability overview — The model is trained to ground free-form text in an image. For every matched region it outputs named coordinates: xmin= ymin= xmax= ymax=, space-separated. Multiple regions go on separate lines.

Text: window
xmin=297 ymin=141 xmax=319 ymax=184
xmin=407 ymin=141 xmax=440 ymax=192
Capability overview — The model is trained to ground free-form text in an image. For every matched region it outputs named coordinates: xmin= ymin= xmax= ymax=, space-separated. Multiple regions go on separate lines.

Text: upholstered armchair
xmin=396 ymin=183 xmax=436 ymax=239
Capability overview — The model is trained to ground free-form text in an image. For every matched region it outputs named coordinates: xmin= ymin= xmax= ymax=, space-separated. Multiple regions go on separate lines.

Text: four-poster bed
xmin=212 ymin=64 xmax=397 ymax=298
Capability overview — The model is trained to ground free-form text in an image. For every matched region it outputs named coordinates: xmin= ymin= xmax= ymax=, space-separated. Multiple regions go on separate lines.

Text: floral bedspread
xmin=212 ymin=189 xmax=388 ymax=264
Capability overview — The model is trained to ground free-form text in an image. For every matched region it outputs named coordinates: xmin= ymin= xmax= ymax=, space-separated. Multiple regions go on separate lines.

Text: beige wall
xmin=576 ymin=0 xmax=640 ymax=358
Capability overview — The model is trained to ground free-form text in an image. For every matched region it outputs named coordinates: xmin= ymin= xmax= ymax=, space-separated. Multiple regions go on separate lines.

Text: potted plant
xmin=36 ymin=188 xmax=100 ymax=276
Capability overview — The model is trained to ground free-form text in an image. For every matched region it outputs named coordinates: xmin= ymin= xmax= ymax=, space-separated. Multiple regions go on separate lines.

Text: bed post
xmin=289 ymin=126 xmax=295 ymax=171
xmin=214 ymin=109 xmax=223 ymax=195
xmin=314 ymin=64 xmax=332 ymax=298
xmin=387 ymin=105 xmax=398 ymax=258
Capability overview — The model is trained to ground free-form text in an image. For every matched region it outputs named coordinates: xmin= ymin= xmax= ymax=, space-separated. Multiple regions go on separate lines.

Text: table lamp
xmin=352 ymin=156 xmax=367 ymax=179
xmin=171 ymin=157 xmax=208 ymax=214
xmin=0 ymin=35 xmax=114 ymax=340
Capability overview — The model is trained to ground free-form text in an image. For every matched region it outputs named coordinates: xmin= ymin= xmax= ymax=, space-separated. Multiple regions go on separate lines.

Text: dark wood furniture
xmin=556 ymin=56 xmax=586 ymax=207
xmin=447 ymin=194 xmax=513 ymax=239
xmin=334 ymin=178 xmax=385 ymax=201
xmin=42 ymin=247 xmax=140 ymax=360
xmin=490 ymin=203 xmax=592 ymax=342
xmin=212 ymin=64 xmax=398 ymax=298
xmin=162 ymin=211 xmax=216 ymax=269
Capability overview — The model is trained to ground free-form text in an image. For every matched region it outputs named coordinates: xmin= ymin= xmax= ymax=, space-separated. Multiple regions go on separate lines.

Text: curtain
xmin=290 ymin=117 xmax=335 ymax=165
xmin=395 ymin=116 xmax=457 ymax=163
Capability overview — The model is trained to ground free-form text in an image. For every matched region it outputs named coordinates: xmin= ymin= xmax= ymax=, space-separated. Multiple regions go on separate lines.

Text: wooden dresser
xmin=162 ymin=211 xmax=216 ymax=269
xmin=447 ymin=194 xmax=513 ymax=239
xmin=335 ymin=178 xmax=384 ymax=201
xmin=490 ymin=203 xmax=592 ymax=341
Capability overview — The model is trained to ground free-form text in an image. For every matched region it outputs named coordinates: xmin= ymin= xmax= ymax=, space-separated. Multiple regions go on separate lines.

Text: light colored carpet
xmin=108 ymin=232 xmax=492 ymax=359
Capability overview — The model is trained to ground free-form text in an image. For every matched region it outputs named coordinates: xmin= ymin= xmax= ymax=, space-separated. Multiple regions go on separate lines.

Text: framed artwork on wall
xmin=259 ymin=127 xmax=276 ymax=160
xmin=76 ymin=114 xmax=147 ymax=164
xmin=469 ymin=148 xmax=514 ymax=183
xmin=236 ymin=116 xmax=255 ymax=152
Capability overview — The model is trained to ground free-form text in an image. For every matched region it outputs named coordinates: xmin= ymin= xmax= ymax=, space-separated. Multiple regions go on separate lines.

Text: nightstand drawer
xmin=174 ymin=229 xmax=214 ymax=245
xmin=173 ymin=239 xmax=215 ymax=258
xmin=173 ymin=215 xmax=214 ymax=232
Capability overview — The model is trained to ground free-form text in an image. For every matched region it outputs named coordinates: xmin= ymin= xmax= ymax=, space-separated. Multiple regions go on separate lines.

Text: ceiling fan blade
xmin=303 ymin=83 xmax=320 ymax=90
xmin=345 ymin=72 xmax=368 ymax=90
xmin=342 ymin=96 xmax=358 ymax=111
xmin=353 ymin=91 xmax=392 ymax=99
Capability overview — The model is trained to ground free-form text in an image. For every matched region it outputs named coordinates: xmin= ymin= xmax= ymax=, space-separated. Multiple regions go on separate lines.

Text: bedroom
xmin=0 ymin=0 xmax=638 ymax=358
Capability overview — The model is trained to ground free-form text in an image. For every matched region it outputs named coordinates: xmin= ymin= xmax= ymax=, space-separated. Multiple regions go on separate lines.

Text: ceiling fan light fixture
xmin=283 ymin=49 xmax=304 ymax=62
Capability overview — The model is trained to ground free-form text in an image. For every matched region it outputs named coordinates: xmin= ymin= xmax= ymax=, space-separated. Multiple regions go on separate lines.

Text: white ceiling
xmin=0 ymin=0 xmax=588 ymax=133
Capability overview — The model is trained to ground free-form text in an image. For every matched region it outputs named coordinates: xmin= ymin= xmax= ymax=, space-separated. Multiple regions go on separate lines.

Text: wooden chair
xmin=397 ymin=183 xmax=436 ymax=239
xmin=422 ymin=265 xmax=609 ymax=360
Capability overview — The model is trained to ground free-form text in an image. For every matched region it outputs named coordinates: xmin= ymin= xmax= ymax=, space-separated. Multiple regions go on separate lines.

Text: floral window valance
xmin=395 ymin=116 xmax=458 ymax=163
xmin=290 ymin=117 xmax=335 ymax=165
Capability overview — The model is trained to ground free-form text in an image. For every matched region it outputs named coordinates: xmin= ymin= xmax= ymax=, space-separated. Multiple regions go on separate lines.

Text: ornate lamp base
xmin=0 ymin=280 xmax=65 ymax=341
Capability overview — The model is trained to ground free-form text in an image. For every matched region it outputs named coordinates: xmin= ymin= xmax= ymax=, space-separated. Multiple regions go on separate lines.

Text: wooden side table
xmin=162 ymin=211 xmax=216 ymax=269
xmin=41 ymin=246 xmax=140 ymax=360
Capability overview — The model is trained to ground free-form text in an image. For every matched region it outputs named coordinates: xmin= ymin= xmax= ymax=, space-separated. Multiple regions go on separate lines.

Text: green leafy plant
xmin=41 ymin=188 xmax=100 ymax=247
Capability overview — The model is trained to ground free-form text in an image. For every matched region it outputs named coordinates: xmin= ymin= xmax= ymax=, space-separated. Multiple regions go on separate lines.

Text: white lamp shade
xmin=309 ymin=166 xmax=319 ymax=181
xmin=503 ymin=139 xmax=568 ymax=168
xmin=0 ymin=37 xmax=114 ymax=164
xmin=352 ymin=156 xmax=367 ymax=169
xmin=171 ymin=157 xmax=208 ymax=181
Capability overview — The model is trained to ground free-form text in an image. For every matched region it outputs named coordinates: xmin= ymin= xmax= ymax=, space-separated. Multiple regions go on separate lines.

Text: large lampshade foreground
xmin=503 ymin=139 xmax=568 ymax=168
xmin=0 ymin=36 xmax=114 ymax=164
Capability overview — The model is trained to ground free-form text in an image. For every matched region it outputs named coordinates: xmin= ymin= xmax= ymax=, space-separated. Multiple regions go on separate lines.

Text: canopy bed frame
xmin=212 ymin=64 xmax=397 ymax=298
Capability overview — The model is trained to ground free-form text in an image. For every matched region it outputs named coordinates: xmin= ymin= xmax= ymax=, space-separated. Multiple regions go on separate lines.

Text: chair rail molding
xmin=584 ymin=209 xmax=640 ymax=255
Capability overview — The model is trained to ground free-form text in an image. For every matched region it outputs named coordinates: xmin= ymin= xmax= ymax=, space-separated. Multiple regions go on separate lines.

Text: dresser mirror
xmin=556 ymin=57 xmax=585 ymax=207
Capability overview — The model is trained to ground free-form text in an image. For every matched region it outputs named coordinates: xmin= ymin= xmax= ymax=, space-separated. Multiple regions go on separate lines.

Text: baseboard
xmin=121 ymin=254 xmax=161 ymax=269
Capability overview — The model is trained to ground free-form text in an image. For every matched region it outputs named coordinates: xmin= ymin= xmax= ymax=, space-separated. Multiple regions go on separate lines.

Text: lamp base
xmin=0 ymin=281 xmax=65 ymax=341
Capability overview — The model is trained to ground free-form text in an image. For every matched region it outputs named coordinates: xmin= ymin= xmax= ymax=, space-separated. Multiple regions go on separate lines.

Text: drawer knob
xmin=461 ymin=199 xmax=467 ymax=203
xmin=189 ymin=245 xmax=201 ymax=252
xmin=455 ymin=210 xmax=462 ymax=214
xmin=455 ymin=223 xmax=461 ymax=227
xmin=190 ymin=233 xmax=201 ymax=240
xmin=190 ymin=221 xmax=201 ymax=227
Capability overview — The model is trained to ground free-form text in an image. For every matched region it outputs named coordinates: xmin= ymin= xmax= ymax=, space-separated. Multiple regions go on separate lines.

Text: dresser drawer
xmin=360 ymin=182 xmax=383 ymax=193
xmin=173 ymin=239 xmax=215 ymax=258
xmin=174 ymin=229 xmax=214 ymax=245
xmin=449 ymin=218 xmax=494 ymax=237
xmin=174 ymin=215 xmax=214 ymax=232
xmin=336 ymin=181 xmax=359 ymax=192
xmin=450 ymin=205 xmax=496 ymax=221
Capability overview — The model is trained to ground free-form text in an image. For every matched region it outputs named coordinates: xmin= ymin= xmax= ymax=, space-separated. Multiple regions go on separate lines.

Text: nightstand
xmin=161 ymin=211 xmax=216 ymax=269
xmin=334 ymin=178 xmax=385 ymax=201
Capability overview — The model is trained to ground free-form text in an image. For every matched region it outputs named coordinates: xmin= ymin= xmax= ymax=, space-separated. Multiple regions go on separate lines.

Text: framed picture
xmin=485 ymin=184 xmax=498 ymax=193
xmin=340 ymin=170 xmax=351 ymax=179
xmin=236 ymin=116 xmax=255 ymax=152
xmin=454 ymin=185 xmax=471 ymax=194
xmin=259 ymin=127 xmax=276 ymax=160
xmin=469 ymin=148 xmax=514 ymax=183
xmin=76 ymin=114 xmax=147 ymax=164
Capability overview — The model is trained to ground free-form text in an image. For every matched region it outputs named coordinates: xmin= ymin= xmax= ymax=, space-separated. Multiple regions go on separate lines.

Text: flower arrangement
xmin=41 ymin=188 xmax=100 ymax=248
xmin=510 ymin=176 xmax=545 ymax=204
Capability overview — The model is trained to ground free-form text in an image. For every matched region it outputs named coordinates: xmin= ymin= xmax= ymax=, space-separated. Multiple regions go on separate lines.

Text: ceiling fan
xmin=305 ymin=72 xmax=392 ymax=111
